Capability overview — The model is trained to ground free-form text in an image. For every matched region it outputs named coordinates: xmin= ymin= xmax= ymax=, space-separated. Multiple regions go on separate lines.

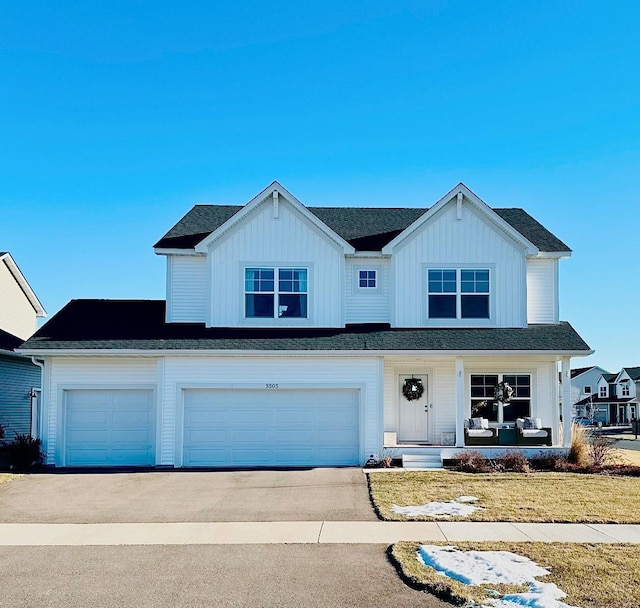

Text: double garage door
xmin=63 ymin=388 xmax=360 ymax=467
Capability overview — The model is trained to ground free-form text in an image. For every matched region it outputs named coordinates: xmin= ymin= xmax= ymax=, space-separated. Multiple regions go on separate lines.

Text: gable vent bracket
xmin=273 ymin=190 xmax=279 ymax=219
xmin=456 ymin=192 xmax=463 ymax=220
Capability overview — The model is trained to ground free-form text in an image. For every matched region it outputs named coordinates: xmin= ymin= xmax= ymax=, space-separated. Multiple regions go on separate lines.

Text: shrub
xmin=3 ymin=434 xmax=44 ymax=470
xmin=530 ymin=450 xmax=570 ymax=471
xmin=451 ymin=450 xmax=492 ymax=473
xmin=493 ymin=450 xmax=530 ymax=473
xmin=588 ymin=433 xmax=619 ymax=469
xmin=568 ymin=422 xmax=590 ymax=466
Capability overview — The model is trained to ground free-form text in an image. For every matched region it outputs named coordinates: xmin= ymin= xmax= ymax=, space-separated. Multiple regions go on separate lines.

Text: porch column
xmin=455 ymin=358 xmax=465 ymax=447
xmin=561 ymin=357 xmax=572 ymax=447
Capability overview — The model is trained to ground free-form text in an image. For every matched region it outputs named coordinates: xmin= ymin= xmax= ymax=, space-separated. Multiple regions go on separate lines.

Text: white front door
xmin=398 ymin=375 xmax=429 ymax=443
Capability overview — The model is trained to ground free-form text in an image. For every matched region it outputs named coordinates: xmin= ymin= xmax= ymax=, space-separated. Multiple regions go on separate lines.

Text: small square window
xmin=584 ymin=386 xmax=592 ymax=394
xmin=358 ymin=270 xmax=376 ymax=288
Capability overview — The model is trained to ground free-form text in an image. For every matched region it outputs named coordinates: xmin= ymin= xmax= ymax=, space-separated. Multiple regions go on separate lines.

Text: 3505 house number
xmin=265 ymin=383 xmax=279 ymax=389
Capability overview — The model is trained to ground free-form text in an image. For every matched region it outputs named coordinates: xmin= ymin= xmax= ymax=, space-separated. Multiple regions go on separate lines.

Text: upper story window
xmin=584 ymin=386 xmax=592 ymax=395
xmin=245 ymin=267 xmax=308 ymax=319
xmin=358 ymin=270 xmax=377 ymax=288
xmin=428 ymin=269 xmax=490 ymax=319
xmin=621 ymin=382 xmax=630 ymax=397
xmin=599 ymin=386 xmax=607 ymax=398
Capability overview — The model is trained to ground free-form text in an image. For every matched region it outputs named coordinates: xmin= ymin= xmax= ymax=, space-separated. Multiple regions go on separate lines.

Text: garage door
xmin=182 ymin=389 xmax=359 ymax=467
xmin=64 ymin=389 xmax=155 ymax=466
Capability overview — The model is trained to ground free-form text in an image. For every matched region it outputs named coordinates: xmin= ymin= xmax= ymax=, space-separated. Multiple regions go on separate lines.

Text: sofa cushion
xmin=521 ymin=429 xmax=549 ymax=438
xmin=470 ymin=417 xmax=489 ymax=430
xmin=466 ymin=429 xmax=494 ymax=438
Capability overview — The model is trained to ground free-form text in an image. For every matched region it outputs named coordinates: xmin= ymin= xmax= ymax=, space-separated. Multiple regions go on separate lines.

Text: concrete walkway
xmin=2 ymin=521 xmax=640 ymax=546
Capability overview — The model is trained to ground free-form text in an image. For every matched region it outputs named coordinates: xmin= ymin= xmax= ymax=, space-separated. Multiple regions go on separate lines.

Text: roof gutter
xmin=16 ymin=348 xmax=594 ymax=357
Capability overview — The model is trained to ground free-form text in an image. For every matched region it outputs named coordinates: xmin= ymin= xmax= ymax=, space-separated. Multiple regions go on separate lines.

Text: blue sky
xmin=1 ymin=1 xmax=638 ymax=371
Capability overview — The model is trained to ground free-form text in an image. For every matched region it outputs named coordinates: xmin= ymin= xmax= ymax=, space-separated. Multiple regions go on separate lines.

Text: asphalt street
xmin=0 ymin=544 xmax=449 ymax=608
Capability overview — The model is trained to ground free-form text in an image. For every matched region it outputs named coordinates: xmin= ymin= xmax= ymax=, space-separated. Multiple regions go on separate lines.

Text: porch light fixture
xmin=402 ymin=377 xmax=425 ymax=401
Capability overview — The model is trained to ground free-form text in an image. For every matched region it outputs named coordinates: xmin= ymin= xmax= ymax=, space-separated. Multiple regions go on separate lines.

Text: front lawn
xmin=391 ymin=541 xmax=640 ymax=608
xmin=0 ymin=473 xmax=20 ymax=485
xmin=369 ymin=470 xmax=640 ymax=522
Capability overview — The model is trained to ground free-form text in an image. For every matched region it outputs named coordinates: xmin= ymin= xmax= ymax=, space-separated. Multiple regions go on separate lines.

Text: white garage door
xmin=182 ymin=389 xmax=359 ymax=467
xmin=64 ymin=389 xmax=155 ymax=466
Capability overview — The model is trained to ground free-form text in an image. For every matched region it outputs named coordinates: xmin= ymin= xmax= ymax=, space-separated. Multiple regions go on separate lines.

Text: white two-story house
xmin=19 ymin=182 xmax=591 ymax=468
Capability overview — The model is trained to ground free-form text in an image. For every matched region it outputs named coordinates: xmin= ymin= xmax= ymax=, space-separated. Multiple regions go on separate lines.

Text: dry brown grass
xmin=0 ymin=473 xmax=20 ymax=485
xmin=369 ymin=470 xmax=640 ymax=522
xmin=616 ymin=447 xmax=640 ymax=466
xmin=391 ymin=541 xmax=640 ymax=608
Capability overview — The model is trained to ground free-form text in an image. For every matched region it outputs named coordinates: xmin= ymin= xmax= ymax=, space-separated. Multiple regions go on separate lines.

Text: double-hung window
xmin=621 ymin=382 xmax=630 ymax=397
xmin=245 ymin=267 xmax=308 ymax=319
xmin=428 ymin=269 xmax=490 ymax=319
xmin=599 ymin=386 xmax=607 ymax=398
xmin=470 ymin=373 xmax=531 ymax=422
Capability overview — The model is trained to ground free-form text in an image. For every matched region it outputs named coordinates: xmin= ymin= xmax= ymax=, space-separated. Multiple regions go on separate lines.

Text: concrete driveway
xmin=0 ymin=468 xmax=377 ymax=523
xmin=0 ymin=544 xmax=449 ymax=608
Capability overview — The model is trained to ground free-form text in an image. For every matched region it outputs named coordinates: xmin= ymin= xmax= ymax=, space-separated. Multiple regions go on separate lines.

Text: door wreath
xmin=402 ymin=377 xmax=424 ymax=401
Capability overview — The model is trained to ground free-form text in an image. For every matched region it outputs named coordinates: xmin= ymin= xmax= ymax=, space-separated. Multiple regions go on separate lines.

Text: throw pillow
xmin=523 ymin=417 xmax=536 ymax=430
xmin=470 ymin=417 xmax=484 ymax=430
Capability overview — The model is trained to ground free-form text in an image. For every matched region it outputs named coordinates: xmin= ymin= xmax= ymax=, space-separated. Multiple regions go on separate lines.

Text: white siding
xmin=391 ymin=202 xmax=527 ymax=328
xmin=166 ymin=255 xmax=208 ymax=323
xmin=384 ymin=356 xmax=560 ymax=445
xmin=527 ymin=257 xmax=558 ymax=323
xmin=345 ymin=259 xmax=391 ymax=323
xmin=0 ymin=259 xmax=36 ymax=339
xmin=207 ymin=198 xmax=344 ymax=327
xmin=43 ymin=357 xmax=158 ymax=465
xmin=161 ymin=356 xmax=381 ymax=466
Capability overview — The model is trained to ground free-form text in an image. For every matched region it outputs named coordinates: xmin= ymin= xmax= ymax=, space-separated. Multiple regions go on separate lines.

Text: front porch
xmin=381 ymin=354 xmax=575 ymax=464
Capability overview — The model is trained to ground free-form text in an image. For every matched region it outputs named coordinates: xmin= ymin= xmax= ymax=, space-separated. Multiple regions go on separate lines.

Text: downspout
xmin=30 ymin=357 xmax=45 ymax=439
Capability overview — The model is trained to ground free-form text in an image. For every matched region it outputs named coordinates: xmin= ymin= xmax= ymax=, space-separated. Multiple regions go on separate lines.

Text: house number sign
xmin=265 ymin=384 xmax=279 ymax=389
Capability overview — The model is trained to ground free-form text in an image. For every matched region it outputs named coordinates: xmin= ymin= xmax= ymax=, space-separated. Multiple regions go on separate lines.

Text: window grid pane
xmin=359 ymin=270 xmax=376 ymax=288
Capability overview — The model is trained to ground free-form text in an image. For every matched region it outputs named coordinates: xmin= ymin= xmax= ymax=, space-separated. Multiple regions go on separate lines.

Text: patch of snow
xmin=391 ymin=496 xmax=481 ymax=518
xmin=416 ymin=545 xmax=581 ymax=608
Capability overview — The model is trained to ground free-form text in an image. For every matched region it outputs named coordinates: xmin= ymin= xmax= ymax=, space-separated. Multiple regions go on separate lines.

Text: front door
xmin=398 ymin=375 xmax=429 ymax=443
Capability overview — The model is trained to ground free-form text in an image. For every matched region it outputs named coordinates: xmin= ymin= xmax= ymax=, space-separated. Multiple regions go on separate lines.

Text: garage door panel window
xmin=245 ymin=267 xmax=308 ymax=319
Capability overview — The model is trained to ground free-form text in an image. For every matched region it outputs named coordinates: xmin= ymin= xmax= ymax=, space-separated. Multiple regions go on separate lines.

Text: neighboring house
xmin=559 ymin=365 xmax=610 ymax=418
xmin=0 ymin=252 xmax=47 ymax=439
xmin=575 ymin=367 xmax=640 ymax=424
xmin=19 ymin=182 xmax=591 ymax=468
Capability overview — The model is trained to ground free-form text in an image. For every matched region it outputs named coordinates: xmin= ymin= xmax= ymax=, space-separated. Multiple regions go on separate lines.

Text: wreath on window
xmin=493 ymin=381 xmax=513 ymax=404
xmin=402 ymin=377 xmax=424 ymax=401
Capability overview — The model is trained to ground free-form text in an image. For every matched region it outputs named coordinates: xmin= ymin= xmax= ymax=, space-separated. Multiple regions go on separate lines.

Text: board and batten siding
xmin=345 ymin=258 xmax=391 ymax=323
xmin=43 ymin=357 xmax=158 ymax=465
xmin=526 ymin=258 xmax=558 ymax=323
xmin=166 ymin=254 xmax=208 ymax=323
xmin=161 ymin=356 xmax=382 ymax=466
xmin=391 ymin=202 xmax=527 ymax=328
xmin=0 ymin=355 xmax=40 ymax=438
xmin=384 ymin=356 xmax=560 ymax=445
xmin=0 ymin=259 xmax=36 ymax=340
xmin=207 ymin=199 xmax=345 ymax=327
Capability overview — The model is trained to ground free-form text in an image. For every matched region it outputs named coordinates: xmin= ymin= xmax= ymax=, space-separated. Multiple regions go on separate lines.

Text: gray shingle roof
xmin=154 ymin=205 xmax=571 ymax=253
xmin=20 ymin=300 xmax=590 ymax=353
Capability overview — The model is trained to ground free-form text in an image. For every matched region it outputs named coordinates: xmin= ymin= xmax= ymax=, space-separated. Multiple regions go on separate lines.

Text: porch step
xmin=402 ymin=453 xmax=443 ymax=470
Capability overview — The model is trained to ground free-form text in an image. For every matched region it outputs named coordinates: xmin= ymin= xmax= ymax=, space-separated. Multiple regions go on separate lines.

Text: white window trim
xmin=353 ymin=265 xmax=382 ymax=293
xmin=468 ymin=371 xmax=534 ymax=425
xmin=599 ymin=386 xmax=607 ymax=398
xmin=423 ymin=263 xmax=496 ymax=327
xmin=584 ymin=386 xmax=592 ymax=394
xmin=241 ymin=262 xmax=314 ymax=326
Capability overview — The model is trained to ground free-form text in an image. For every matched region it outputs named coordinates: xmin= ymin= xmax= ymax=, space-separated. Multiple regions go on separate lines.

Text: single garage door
xmin=64 ymin=389 xmax=155 ymax=466
xmin=182 ymin=388 xmax=359 ymax=467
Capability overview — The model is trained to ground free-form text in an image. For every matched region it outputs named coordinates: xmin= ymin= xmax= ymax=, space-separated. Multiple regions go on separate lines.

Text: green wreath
xmin=402 ymin=377 xmax=424 ymax=401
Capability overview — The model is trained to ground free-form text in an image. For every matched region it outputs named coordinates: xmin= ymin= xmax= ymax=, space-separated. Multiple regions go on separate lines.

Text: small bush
xmin=588 ymin=433 xmax=619 ymax=469
xmin=492 ymin=450 xmax=530 ymax=473
xmin=451 ymin=450 xmax=492 ymax=473
xmin=2 ymin=434 xmax=44 ymax=471
xmin=530 ymin=450 xmax=570 ymax=471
